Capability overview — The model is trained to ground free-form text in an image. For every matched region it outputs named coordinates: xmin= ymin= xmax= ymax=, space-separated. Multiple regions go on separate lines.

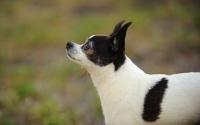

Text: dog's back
xmin=157 ymin=73 xmax=200 ymax=125
xmin=98 ymin=58 xmax=200 ymax=125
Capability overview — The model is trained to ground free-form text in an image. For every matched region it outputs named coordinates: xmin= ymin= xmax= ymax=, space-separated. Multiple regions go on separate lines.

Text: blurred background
xmin=0 ymin=0 xmax=200 ymax=125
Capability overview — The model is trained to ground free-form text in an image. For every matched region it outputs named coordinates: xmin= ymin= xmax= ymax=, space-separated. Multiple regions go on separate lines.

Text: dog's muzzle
xmin=66 ymin=41 xmax=78 ymax=61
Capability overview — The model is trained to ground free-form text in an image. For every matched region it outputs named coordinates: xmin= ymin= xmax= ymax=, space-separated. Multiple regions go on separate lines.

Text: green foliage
xmin=0 ymin=115 xmax=15 ymax=125
xmin=15 ymin=82 xmax=37 ymax=98
xmin=93 ymin=93 xmax=104 ymax=118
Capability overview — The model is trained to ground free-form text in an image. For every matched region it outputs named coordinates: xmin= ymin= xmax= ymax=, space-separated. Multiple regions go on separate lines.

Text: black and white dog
xmin=66 ymin=20 xmax=200 ymax=125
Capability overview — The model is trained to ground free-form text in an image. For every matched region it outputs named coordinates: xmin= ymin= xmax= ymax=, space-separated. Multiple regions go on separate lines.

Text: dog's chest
xmin=96 ymin=79 xmax=146 ymax=124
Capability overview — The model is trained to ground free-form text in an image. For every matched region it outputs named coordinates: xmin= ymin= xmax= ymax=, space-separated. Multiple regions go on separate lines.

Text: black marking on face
xmin=142 ymin=78 xmax=168 ymax=122
xmin=82 ymin=35 xmax=127 ymax=71
xmin=80 ymin=21 xmax=132 ymax=71
xmin=83 ymin=35 xmax=113 ymax=67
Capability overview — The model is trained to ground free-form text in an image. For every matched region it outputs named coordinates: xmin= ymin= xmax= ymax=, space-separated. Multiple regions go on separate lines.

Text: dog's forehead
xmin=88 ymin=34 xmax=110 ymax=44
xmin=88 ymin=34 xmax=107 ymax=39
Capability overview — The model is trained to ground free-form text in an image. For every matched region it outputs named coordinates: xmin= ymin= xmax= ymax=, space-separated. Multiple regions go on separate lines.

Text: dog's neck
xmin=86 ymin=62 xmax=114 ymax=90
xmin=86 ymin=56 xmax=146 ymax=91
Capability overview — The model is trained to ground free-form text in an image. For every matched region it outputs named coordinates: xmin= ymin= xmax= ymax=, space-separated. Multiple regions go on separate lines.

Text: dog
xmin=66 ymin=20 xmax=200 ymax=125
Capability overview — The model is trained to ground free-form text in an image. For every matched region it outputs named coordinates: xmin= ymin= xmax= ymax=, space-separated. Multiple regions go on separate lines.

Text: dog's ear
xmin=110 ymin=21 xmax=132 ymax=53
xmin=110 ymin=20 xmax=125 ymax=36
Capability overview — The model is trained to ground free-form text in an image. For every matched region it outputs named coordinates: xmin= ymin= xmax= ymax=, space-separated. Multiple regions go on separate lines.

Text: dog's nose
xmin=66 ymin=42 xmax=74 ymax=49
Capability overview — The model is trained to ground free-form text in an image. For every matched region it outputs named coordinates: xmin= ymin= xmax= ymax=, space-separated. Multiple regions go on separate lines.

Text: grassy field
xmin=0 ymin=0 xmax=200 ymax=125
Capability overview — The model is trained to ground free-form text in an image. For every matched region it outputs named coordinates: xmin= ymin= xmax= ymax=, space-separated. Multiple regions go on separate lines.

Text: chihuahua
xmin=66 ymin=20 xmax=200 ymax=125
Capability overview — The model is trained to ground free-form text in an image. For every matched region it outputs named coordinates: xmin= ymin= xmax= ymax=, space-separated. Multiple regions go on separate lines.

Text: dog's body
xmin=88 ymin=57 xmax=200 ymax=125
xmin=66 ymin=21 xmax=200 ymax=125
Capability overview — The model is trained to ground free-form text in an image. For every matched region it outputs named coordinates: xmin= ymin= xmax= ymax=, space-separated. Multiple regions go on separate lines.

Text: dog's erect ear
xmin=110 ymin=21 xmax=132 ymax=53
xmin=110 ymin=20 xmax=125 ymax=36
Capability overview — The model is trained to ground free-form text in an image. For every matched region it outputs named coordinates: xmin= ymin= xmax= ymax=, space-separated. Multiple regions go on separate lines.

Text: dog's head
xmin=66 ymin=20 xmax=132 ymax=71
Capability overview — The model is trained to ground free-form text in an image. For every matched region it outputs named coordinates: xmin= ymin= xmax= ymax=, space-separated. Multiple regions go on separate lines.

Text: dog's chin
xmin=67 ymin=54 xmax=78 ymax=61
xmin=67 ymin=54 xmax=82 ymax=64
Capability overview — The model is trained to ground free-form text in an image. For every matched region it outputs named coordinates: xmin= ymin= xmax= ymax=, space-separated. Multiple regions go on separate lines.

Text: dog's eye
xmin=84 ymin=44 xmax=90 ymax=50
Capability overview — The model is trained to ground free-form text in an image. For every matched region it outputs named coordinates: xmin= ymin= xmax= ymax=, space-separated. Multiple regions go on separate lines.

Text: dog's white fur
xmin=67 ymin=36 xmax=200 ymax=125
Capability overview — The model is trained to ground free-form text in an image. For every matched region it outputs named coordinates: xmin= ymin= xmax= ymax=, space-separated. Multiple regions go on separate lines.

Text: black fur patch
xmin=142 ymin=78 xmax=168 ymax=122
xmin=113 ymin=54 xmax=126 ymax=71
xmin=82 ymin=21 xmax=131 ymax=71
xmin=85 ymin=36 xmax=113 ymax=67
xmin=83 ymin=35 xmax=126 ymax=71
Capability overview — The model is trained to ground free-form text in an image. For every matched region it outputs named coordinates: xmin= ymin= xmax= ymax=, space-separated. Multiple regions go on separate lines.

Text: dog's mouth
xmin=67 ymin=53 xmax=75 ymax=59
xmin=66 ymin=43 xmax=82 ymax=64
xmin=66 ymin=51 xmax=81 ymax=62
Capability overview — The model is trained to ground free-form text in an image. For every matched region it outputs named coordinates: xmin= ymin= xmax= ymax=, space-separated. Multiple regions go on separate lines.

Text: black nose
xmin=66 ymin=42 xmax=74 ymax=49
